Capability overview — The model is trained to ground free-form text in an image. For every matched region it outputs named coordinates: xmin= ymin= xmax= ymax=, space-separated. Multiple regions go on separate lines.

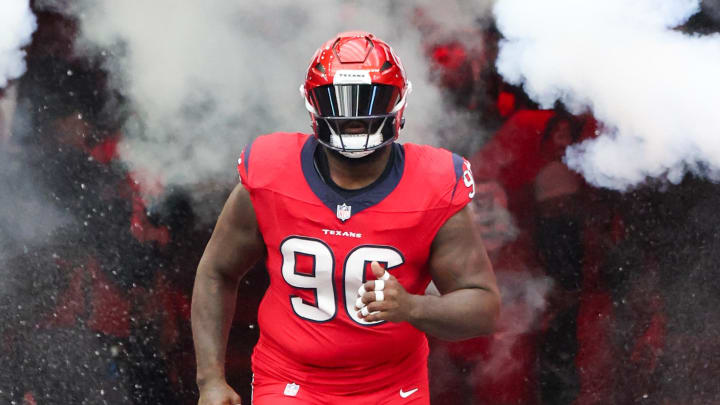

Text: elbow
xmin=196 ymin=256 xmax=242 ymax=285
xmin=446 ymin=290 xmax=502 ymax=342
xmin=470 ymin=288 xmax=501 ymax=338
xmin=482 ymin=290 xmax=501 ymax=335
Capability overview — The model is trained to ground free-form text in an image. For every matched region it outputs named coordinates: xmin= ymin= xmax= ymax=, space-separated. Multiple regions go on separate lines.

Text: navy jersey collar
xmin=300 ymin=136 xmax=405 ymax=220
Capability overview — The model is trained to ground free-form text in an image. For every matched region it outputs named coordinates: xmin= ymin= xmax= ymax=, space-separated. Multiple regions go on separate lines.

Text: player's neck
xmin=322 ymin=145 xmax=392 ymax=190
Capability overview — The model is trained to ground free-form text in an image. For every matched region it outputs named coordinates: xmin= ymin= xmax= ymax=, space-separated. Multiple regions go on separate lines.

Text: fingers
xmin=360 ymin=302 xmax=386 ymax=317
xmin=365 ymin=300 xmax=395 ymax=313
xmin=354 ymin=290 xmax=386 ymax=310
xmin=370 ymin=261 xmax=392 ymax=280
xmin=357 ymin=296 xmax=397 ymax=318
xmin=360 ymin=300 xmax=397 ymax=322
xmin=375 ymin=290 xmax=384 ymax=302
xmin=370 ymin=261 xmax=385 ymax=278
xmin=357 ymin=278 xmax=390 ymax=295
xmin=198 ymin=391 xmax=242 ymax=405
xmin=362 ymin=310 xmax=390 ymax=323
xmin=353 ymin=264 xmax=400 ymax=322
xmin=356 ymin=280 xmax=383 ymax=301
xmin=197 ymin=379 xmax=242 ymax=405
xmin=217 ymin=396 xmax=241 ymax=405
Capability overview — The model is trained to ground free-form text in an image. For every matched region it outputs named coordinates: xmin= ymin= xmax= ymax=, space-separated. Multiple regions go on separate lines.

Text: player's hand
xmin=355 ymin=261 xmax=418 ymax=323
xmin=198 ymin=379 xmax=242 ymax=405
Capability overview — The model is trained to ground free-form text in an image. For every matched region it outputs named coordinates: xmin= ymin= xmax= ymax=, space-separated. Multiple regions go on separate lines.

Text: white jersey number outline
xmin=280 ymin=236 xmax=337 ymax=322
xmin=280 ymin=236 xmax=404 ymax=326
xmin=463 ymin=160 xmax=476 ymax=198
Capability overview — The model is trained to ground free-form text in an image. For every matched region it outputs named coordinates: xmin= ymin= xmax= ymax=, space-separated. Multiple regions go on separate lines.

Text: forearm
xmin=191 ymin=264 xmax=241 ymax=386
xmin=409 ymin=288 xmax=499 ymax=341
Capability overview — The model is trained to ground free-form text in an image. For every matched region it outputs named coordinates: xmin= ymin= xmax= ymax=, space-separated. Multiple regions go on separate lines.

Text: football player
xmin=192 ymin=31 xmax=500 ymax=405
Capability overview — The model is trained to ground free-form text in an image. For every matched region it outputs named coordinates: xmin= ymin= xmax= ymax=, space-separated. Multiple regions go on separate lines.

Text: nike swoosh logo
xmin=399 ymin=388 xmax=419 ymax=398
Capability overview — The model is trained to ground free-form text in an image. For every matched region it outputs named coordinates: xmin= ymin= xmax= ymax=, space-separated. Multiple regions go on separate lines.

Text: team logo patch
xmin=284 ymin=383 xmax=300 ymax=397
xmin=333 ymin=69 xmax=372 ymax=85
xmin=336 ymin=203 xmax=352 ymax=222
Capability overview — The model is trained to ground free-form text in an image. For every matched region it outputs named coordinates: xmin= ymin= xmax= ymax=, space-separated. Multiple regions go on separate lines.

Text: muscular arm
xmin=192 ymin=184 xmax=265 ymax=388
xmin=410 ymin=204 xmax=500 ymax=340
xmin=359 ymin=203 xmax=500 ymax=340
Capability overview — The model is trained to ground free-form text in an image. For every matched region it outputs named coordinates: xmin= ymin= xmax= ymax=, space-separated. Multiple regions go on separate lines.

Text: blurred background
xmin=2 ymin=0 xmax=720 ymax=404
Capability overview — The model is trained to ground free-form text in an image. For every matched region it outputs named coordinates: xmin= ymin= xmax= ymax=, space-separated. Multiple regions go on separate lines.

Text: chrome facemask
xmin=301 ymin=80 xmax=411 ymax=158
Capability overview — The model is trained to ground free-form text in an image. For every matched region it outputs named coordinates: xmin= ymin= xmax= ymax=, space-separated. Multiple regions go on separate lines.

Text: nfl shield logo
xmin=336 ymin=203 xmax=352 ymax=222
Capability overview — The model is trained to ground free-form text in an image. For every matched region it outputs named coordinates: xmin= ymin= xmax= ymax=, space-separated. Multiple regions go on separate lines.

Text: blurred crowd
xmin=2 ymin=5 xmax=720 ymax=405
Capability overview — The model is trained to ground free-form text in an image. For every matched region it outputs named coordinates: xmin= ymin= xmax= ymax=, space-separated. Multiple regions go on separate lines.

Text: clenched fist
xmin=198 ymin=379 xmax=242 ymax=405
xmin=355 ymin=261 xmax=420 ymax=323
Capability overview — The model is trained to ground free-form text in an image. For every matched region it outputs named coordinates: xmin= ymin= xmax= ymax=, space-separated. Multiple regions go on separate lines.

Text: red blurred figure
xmin=48 ymin=256 xmax=132 ymax=337
xmin=430 ymin=107 xmax=619 ymax=405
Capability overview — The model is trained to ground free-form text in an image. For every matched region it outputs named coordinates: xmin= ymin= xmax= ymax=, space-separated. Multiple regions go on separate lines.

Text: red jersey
xmin=238 ymin=132 xmax=474 ymax=394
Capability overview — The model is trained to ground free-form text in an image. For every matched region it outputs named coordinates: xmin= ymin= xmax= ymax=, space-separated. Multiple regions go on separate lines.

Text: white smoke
xmin=0 ymin=0 xmax=36 ymax=88
xmin=494 ymin=0 xmax=720 ymax=190
xmin=38 ymin=0 xmax=494 ymax=195
xmin=476 ymin=271 xmax=551 ymax=378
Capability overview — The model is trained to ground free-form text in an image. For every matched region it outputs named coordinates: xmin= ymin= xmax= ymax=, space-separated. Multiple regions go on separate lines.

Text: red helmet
xmin=300 ymin=31 xmax=412 ymax=158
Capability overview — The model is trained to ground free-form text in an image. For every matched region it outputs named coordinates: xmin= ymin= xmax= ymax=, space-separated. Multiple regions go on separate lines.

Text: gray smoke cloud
xmin=37 ymin=0 xmax=494 ymax=198
xmin=0 ymin=0 xmax=36 ymax=88
xmin=0 ymin=1 xmax=53 ymax=259
xmin=476 ymin=271 xmax=551 ymax=378
xmin=494 ymin=0 xmax=720 ymax=190
xmin=703 ymin=0 xmax=720 ymax=23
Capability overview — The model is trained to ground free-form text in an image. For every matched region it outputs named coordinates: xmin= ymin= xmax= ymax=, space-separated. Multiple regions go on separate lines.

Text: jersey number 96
xmin=280 ymin=236 xmax=404 ymax=326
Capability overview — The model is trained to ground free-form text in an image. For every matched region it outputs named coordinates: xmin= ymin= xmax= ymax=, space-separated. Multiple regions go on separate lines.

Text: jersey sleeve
xmin=448 ymin=153 xmax=475 ymax=214
xmin=237 ymin=142 xmax=252 ymax=189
